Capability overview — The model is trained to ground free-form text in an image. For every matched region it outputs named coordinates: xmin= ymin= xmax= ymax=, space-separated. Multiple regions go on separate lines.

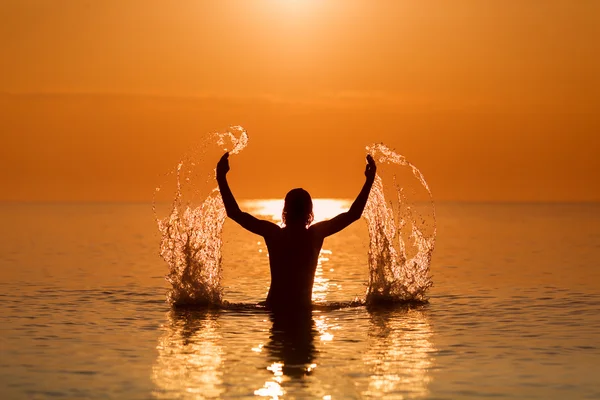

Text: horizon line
xmin=2 ymin=90 xmax=596 ymax=114
xmin=1 ymin=199 xmax=599 ymax=205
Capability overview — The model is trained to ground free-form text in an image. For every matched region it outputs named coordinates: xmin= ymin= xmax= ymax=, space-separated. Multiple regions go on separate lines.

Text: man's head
xmin=282 ymin=188 xmax=314 ymax=227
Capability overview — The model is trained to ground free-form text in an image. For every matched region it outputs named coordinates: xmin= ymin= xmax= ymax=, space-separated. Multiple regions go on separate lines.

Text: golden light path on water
xmin=152 ymin=312 xmax=224 ymax=399
xmin=152 ymin=199 xmax=435 ymax=399
xmin=151 ymin=312 xmax=435 ymax=399
xmin=363 ymin=310 xmax=435 ymax=399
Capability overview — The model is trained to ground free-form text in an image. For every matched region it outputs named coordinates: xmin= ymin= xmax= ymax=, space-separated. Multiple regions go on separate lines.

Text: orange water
xmin=1 ymin=203 xmax=599 ymax=399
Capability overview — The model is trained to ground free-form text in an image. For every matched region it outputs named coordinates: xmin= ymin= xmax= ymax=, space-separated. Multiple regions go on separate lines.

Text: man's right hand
xmin=216 ymin=152 xmax=230 ymax=178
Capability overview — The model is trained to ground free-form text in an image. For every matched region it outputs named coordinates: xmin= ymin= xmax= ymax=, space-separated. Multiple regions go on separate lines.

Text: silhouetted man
xmin=216 ymin=152 xmax=376 ymax=311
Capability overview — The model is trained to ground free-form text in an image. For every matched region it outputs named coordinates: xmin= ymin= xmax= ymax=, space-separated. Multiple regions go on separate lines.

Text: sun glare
xmin=241 ymin=199 xmax=352 ymax=224
xmin=253 ymin=0 xmax=333 ymax=25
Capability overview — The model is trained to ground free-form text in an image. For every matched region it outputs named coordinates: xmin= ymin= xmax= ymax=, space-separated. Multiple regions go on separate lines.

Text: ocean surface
xmin=1 ymin=202 xmax=599 ymax=399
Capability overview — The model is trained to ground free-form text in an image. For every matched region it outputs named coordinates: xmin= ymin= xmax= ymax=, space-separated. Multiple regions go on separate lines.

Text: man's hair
xmin=282 ymin=188 xmax=314 ymax=227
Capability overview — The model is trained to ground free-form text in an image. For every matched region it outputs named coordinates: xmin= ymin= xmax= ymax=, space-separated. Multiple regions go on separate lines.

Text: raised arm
xmin=216 ymin=153 xmax=279 ymax=237
xmin=311 ymin=155 xmax=376 ymax=238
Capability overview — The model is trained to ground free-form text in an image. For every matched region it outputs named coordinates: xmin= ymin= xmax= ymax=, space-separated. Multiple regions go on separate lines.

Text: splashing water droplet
xmin=154 ymin=126 xmax=248 ymax=306
xmin=363 ymin=143 xmax=436 ymax=304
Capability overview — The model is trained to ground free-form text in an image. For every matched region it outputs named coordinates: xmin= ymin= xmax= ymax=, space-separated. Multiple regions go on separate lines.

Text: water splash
xmin=154 ymin=126 xmax=248 ymax=306
xmin=364 ymin=143 xmax=436 ymax=303
xmin=155 ymin=130 xmax=434 ymax=307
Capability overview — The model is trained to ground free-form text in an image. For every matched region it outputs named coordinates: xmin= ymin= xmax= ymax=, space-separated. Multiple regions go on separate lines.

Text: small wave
xmin=170 ymin=298 xmax=429 ymax=313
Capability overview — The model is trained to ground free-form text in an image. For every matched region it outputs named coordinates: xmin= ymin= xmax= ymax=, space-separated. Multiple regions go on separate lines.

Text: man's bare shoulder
xmin=308 ymin=220 xmax=334 ymax=238
xmin=260 ymin=220 xmax=282 ymax=237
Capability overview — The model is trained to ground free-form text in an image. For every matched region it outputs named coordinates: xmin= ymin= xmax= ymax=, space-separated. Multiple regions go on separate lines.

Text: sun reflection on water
xmin=151 ymin=308 xmax=434 ymax=399
xmin=254 ymin=362 xmax=285 ymax=399
xmin=152 ymin=310 xmax=223 ymax=399
xmin=312 ymin=248 xmax=332 ymax=304
xmin=363 ymin=308 xmax=436 ymax=399
xmin=314 ymin=313 xmax=337 ymax=342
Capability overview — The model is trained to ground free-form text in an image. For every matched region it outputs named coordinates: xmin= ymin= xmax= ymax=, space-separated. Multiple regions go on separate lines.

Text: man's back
xmin=264 ymin=226 xmax=324 ymax=309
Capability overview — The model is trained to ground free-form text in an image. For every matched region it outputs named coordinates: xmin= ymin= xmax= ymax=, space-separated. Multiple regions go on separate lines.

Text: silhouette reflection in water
xmin=266 ymin=309 xmax=318 ymax=377
xmin=255 ymin=309 xmax=318 ymax=397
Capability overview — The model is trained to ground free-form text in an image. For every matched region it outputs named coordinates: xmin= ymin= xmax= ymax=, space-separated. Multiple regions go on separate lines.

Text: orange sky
xmin=1 ymin=1 xmax=599 ymax=201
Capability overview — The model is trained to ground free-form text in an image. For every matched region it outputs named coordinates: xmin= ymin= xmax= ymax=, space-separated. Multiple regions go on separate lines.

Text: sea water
xmin=1 ymin=202 xmax=600 ymax=398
